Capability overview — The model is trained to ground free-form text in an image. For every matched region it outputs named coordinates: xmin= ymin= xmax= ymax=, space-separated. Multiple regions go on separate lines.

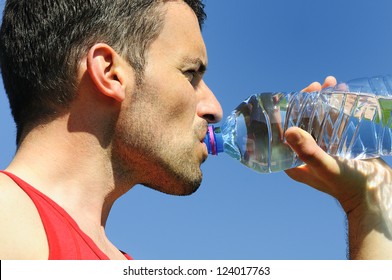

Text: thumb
xmin=285 ymin=127 xmax=339 ymax=175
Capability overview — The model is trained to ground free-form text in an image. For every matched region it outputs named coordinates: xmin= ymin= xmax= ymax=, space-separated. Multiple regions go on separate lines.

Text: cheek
xmin=170 ymin=93 xmax=196 ymax=120
xmin=158 ymin=85 xmax=198 ymax=123
xmin=142 ymin=71 xmax=198 ymax=126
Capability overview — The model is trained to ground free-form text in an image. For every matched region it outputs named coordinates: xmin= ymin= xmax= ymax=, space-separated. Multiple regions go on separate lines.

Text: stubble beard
xmin=111 ymin=84 xmax=203 ymax=196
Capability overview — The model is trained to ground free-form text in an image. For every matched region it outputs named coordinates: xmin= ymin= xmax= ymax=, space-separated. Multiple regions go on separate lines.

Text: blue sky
xmin=1 ymin=0 xmax=392 ymax=260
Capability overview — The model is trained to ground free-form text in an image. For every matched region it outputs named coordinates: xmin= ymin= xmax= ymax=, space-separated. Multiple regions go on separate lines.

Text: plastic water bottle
xmin=204 ymin=75 xmax=392 ymax=173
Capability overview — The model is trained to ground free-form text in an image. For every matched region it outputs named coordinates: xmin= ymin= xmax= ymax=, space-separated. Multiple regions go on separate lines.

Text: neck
xmin=6 ymin=114 xmax=135 ymax=235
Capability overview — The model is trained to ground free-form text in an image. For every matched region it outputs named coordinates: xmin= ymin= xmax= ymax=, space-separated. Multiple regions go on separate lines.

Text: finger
xmin=285 ymin=165 xmax=329 ymax=191
xmin=284 ymin=127 xmax=339 ymax=175
xmin=301 ymin=81 xmax=321 ymax=93
xmin=322 ymin=76 xmax=337 ymax=89
xmin=301 ymin=76 xmax=338 ymax=93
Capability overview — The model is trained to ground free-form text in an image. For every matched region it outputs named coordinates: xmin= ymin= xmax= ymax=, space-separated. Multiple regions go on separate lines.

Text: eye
xmin=184 ymin=69 xmax=202 ymax=87
xmin=184 ymin=70 xmax=197 ymax=82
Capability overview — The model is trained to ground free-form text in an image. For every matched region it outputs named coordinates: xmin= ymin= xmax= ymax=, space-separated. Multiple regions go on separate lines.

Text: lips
xmin=200 ymin=127 xmax=209 ymax=160
xmin=199 ymin=124 xmax=208 ymax=143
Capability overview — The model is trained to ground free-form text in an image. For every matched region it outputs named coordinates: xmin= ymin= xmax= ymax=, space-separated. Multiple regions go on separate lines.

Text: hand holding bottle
xmin=285 ymin=77 xmax=392 ymax=259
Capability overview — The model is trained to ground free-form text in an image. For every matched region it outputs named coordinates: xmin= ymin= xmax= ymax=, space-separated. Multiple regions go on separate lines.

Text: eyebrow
xmin=182 ymin=57 xmax=207 ymax=74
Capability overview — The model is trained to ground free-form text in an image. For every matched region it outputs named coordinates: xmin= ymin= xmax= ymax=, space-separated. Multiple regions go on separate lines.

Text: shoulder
xmin=0 ymin=172 xmax=49 ymax=259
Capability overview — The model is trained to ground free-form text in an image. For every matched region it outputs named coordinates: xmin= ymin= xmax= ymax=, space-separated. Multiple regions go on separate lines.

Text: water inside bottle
xmin=222 ymin=92 xmax=296 ymax=173
xmin=222 ymin=91 xmax=392 ymax=173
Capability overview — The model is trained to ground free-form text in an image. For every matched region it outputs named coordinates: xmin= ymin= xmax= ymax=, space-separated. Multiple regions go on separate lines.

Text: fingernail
xmin=285 ymin=130 xmax=302 ymax=146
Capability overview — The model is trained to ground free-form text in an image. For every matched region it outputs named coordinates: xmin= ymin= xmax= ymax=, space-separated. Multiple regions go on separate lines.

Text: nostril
xmin=203 ymin=114 xmax=216 ymax=123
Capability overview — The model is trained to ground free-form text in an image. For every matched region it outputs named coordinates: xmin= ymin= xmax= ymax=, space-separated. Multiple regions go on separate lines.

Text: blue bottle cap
xmin=204 ymin=125 xmax=224 ymax=155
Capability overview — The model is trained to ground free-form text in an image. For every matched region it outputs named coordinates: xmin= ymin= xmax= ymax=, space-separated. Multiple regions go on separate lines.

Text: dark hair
xmin=0 ymin=0 xmax=206 ymax=143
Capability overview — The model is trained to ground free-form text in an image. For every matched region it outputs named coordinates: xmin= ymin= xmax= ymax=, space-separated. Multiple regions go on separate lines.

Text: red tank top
xmin=1 ymin=171 xmax=132 ymax=260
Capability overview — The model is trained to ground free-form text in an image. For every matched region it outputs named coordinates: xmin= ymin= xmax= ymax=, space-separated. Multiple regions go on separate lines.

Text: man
xmin=0 ymin=0 xmax=390 ymax=259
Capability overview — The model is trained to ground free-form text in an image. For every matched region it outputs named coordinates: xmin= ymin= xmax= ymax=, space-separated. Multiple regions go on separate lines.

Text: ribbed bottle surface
xmin=207 ymin=75 xmax=392 ymax=173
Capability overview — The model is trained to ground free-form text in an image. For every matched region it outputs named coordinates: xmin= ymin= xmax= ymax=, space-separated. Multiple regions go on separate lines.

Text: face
xmin=112 ymin=1 xmax=222 ymax=195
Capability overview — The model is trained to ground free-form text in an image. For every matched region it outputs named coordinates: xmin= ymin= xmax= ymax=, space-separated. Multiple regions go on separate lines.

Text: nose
xmin=196 ymin=80 xmax=223 ymax=123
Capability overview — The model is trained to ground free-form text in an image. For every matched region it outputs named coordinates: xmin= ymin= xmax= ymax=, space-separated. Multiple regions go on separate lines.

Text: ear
xmin=86 ymin=43 xmax=130 ymax=102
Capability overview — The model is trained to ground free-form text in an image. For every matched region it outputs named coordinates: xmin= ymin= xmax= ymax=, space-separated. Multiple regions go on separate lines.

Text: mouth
xmin=199 ymin=126 xmax=209 ymax=161
xmin=198 ymin=123 xmax=208 ymax=143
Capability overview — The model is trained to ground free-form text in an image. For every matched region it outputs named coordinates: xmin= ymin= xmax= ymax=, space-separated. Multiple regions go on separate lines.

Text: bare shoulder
xmin=0 ymin=172 xmax=49 ymax=259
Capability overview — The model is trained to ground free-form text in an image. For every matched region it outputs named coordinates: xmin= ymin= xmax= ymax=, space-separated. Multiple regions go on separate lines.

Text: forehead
xmin=148 ymin=1 xmax=207 ymax=66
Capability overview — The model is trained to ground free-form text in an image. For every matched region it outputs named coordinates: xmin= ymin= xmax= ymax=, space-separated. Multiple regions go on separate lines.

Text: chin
xmin=138 ymin=148 xmax=205 ymax=195
xmin=143 ymin=171 xmax=203 ymax=196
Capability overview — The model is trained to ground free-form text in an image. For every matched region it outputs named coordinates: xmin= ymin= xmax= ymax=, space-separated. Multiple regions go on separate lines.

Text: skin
xmin=110 ymin=2 xmax=222 ymax=195
xmin=286 ymin=76 xmax=392 ymax=259
xmin=0 ymin=1 xmax=222 ymax=259
xmin=1 ymin=1 xmax=391 ymax=260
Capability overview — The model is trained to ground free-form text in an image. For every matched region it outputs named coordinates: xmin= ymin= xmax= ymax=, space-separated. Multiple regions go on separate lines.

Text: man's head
xmin=108 ymin=0 xmax=223 ymax=195
xmin=0 ymin=0 xmax=206 ymax=143
xmin=0 ymin=0 xmax=222 ymax=195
